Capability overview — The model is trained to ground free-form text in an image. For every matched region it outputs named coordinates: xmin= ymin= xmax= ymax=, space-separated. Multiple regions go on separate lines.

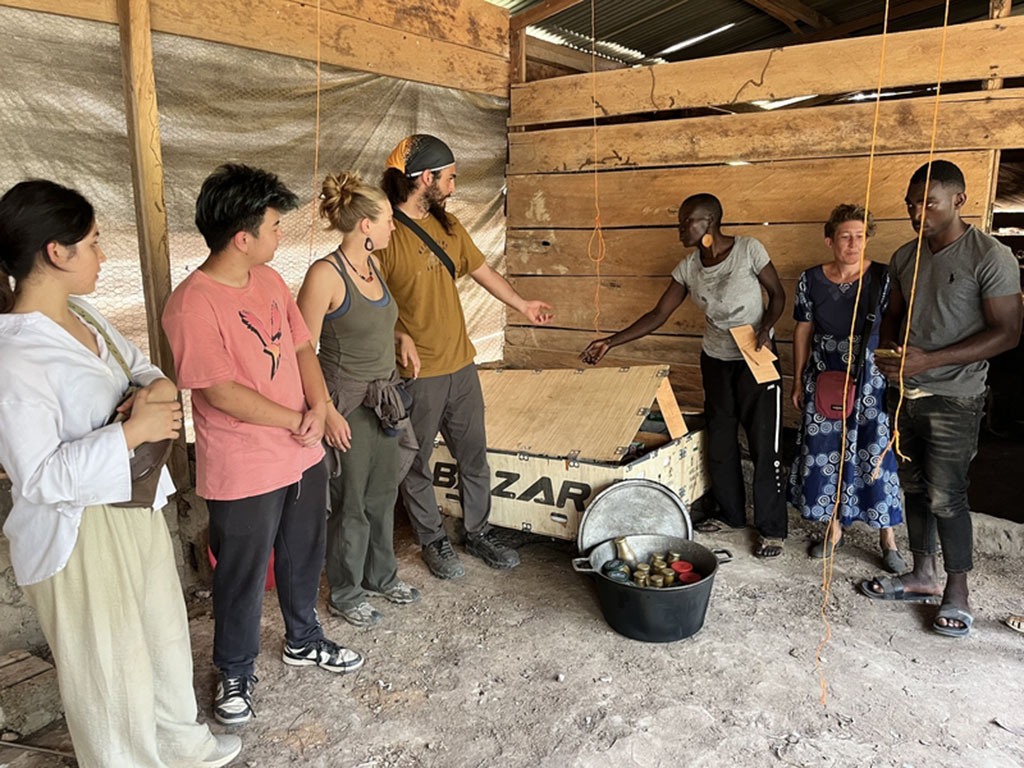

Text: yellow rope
xmin=307 ymin=0 xmax=323 ymax=261
xmin=817 ymin=0 xmax=953 ymax=706
xmin=877 ymin=0 xmax=953 ymax=470
xmin=814 ymin=0 xmax=892 ymax=706
xmin=587 ymin=0 xmax=607 ymax=335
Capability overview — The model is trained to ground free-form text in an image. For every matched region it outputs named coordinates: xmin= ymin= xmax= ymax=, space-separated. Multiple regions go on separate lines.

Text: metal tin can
xmin=649 ymin=574 xmax=665 ymax=589
xmin=667 ymin=550 xmax=682 ymax=564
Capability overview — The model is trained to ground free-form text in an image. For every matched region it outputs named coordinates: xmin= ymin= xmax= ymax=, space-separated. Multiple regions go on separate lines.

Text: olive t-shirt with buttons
xmin=888 ymin=225 xmax=1019 ymax=397
xmin=376 ymin=211 xmax=486 ymax=378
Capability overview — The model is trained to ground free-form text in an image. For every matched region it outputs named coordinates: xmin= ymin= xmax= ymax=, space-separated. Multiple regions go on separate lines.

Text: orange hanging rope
xmin=307 ymin=0 xmax=323 ymax=261
xmin=876 ymin=0 xmax=953 ymax=470
xmin=586 ymin=0 xmax=607 ymax=334
xmin=816 ymin=0 xmax=952 ymax=706
xmin=814 ymin=0 xmax=892 ymax=706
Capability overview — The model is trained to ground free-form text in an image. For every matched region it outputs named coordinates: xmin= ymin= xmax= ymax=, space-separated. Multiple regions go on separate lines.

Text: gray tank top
xmin=318 ymin=251 xmax=398 ymax=383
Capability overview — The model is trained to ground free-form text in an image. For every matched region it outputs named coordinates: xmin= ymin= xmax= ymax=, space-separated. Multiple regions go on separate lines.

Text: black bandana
xmin=385 ymin=134 xmax=455 ymax=178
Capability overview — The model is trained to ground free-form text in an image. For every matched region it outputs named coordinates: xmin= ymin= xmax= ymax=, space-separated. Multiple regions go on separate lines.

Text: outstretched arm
xmin=470 ymin=262 xmax=553 ymax=324
xmin=581 ymin=280 xmax=688 ymax=364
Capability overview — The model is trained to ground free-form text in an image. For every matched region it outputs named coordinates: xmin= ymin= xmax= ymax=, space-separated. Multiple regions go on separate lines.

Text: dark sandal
xmin=755 ymin=537 xmax=784 ymax=558
xmin=858 ymin=575 xmax=941 ymax=605
xmin=695 ymin=520 xmax=724 ymax=533
xmin=809 ymin=536 xmax=846 ymax=559
xmin=1005 ymin=615 xmax=1024 ymax=634
xmin=881 ymin=548 xmax=906 ymax=574
xmin=932 ymin=604 xmax=973 ymax=638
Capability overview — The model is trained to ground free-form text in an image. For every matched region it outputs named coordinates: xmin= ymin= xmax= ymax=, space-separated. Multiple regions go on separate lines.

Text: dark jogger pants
xmin=207 ymin=459 xmax=328 ymax=678
xmin=700 ymin=352 xmax=787 ymax=540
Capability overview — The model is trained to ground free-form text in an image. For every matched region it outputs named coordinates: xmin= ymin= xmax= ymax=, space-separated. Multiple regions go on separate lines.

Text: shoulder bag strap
xmin=68 ymin=302 xmax=136 ymax=385
xmin=392 ymin=208 xmax=457 ymax=281
xmin=851 ymin=262 xmax=887 ymax=379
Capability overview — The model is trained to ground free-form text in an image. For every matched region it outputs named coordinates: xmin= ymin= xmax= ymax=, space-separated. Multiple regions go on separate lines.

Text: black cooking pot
xmin=573 ymin=534 xmax=731 ymax=643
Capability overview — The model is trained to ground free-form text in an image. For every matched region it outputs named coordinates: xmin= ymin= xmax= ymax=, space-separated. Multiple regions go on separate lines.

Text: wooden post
xmin=985 ymin=0 xmax=1012 ymax=89
xmin=984 ymin=0 xmax=1011 ymax=230
xmin=117 ymin=0 xmax=189 ymax=488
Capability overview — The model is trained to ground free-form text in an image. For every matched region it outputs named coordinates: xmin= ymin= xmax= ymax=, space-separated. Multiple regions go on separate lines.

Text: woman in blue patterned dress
xmin=788 ymin=204 xmax=905 ymax=572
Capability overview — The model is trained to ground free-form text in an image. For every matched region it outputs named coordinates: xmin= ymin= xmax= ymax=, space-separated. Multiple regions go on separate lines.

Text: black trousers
xmin=207 ymin=459 xmax=328 ymax=678
xmin=893 ymin=392 xmax=984 ymax=574
xmin=701 ymin=352 xmax=787 ymax=539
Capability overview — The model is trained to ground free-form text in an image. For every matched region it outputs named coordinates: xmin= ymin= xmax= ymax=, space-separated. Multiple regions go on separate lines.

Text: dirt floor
xmin=5 ymin=515 xmax=1024 ymax=768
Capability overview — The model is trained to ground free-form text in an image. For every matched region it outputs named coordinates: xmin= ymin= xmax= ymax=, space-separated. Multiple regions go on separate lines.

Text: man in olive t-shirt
xmin=377 ymin=134 xmax=554 ymax=580
xmin=863 ymin=160 xmax=1022 ymax=638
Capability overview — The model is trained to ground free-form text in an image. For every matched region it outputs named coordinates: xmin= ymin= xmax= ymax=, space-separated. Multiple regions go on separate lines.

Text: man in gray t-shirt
xmin=862 ymin=159 xmax=1022 ymax=639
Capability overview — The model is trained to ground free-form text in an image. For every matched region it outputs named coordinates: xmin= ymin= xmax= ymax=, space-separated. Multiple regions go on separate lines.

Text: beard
xmin=426 ymin=178 xmax=449 ymax=214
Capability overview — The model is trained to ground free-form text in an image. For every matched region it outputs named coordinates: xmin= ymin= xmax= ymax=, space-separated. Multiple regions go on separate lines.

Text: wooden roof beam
xmin=511 ymin=0 xmax=587 ymax=32
xmin=797 ymin=0 xmax=947 ymax=44
xmin=742 ymin=0 xmax=834 ymax=32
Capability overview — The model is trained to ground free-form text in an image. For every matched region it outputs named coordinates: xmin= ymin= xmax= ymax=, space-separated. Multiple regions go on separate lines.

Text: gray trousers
xmin=326 ymin=405 xmax=400 ymax=609
xmin=401 ymin=363 xmax=491 ymax=545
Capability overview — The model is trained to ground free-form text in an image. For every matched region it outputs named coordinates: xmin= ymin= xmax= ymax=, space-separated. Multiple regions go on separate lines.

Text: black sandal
xmin=755 ymin=537 xmax=784 ymax=558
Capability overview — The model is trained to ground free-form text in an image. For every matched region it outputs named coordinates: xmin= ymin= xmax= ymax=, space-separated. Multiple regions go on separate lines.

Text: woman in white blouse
xmin=0 ymin=180 xmax=240 ymax=768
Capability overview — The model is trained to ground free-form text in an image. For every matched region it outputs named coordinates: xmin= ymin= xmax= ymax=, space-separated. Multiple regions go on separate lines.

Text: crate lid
xmin=479 ymin=365 xmax=677 ymax=462
xmin=576 ymin=478 xmax=693 ymax=554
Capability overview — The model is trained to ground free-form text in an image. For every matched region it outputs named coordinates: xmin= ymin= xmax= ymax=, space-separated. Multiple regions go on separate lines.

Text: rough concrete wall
xmin=0 ymin=481 xmax=206 ymax=655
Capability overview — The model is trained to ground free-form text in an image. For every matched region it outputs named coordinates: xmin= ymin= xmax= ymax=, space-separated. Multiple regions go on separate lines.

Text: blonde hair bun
xmin=319 ymin=171 xmax=387 ymax=234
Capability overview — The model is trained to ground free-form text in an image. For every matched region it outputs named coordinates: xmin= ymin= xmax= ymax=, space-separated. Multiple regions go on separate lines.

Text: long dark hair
xmin=0 ymin=180 xmax=94 ymax=313
xmin=380 ymin=167 xmax=453 ymax=235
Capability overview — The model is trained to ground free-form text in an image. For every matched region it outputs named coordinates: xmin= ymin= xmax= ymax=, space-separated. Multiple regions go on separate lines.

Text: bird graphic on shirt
xmin=239 ymin=302 xmax=283 ymax=379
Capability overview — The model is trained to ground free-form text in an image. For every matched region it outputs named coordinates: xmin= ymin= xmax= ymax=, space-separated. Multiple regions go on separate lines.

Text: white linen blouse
xmin=0 ymin=297 xmax=175 ymax=585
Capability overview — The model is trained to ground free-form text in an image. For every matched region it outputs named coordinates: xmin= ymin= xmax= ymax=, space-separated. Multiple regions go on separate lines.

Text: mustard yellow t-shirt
xmin=377 ymin=211 xmax=486 ymax=378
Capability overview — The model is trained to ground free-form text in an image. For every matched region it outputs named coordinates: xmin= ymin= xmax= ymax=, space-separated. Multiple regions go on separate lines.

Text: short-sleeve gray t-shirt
xmin=888 ymin=225 xmax=1019 ymax=396
xmin=671 ymin=236 xmax=771 ymax=361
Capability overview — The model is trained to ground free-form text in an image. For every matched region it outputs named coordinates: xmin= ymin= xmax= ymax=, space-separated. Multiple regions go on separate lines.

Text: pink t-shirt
xmin=162 ymin=265 xmax=324 ymax=500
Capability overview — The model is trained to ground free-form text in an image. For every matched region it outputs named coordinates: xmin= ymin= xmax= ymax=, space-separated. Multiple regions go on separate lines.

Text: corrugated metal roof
xmin=488 ymin=0 xmax=1008 ymax=65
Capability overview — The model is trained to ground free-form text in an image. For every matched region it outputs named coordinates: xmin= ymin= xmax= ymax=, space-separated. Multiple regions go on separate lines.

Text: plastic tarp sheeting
xmin=0 ymin=5 xmax=509 ymax=365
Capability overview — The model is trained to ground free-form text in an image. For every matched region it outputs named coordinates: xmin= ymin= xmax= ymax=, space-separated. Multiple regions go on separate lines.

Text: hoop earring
xmin=364 ymin=236 xmax=375 ymax=252
xmin=701 ymin=233 xmax=714 ymax=249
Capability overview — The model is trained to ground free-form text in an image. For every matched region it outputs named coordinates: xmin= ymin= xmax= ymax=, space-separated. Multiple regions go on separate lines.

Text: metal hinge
xmin=567 ymin=449 xmax=580 ymax=468
xmin=517 ymin=452 xmax=531 ymax=462
xmin=637 ymin=406 xmax=650 ymax=417
xmin=614 ymin=445 xmax=628 ymax=456
xmin=656 ymin=368 xmax=670 ymax=378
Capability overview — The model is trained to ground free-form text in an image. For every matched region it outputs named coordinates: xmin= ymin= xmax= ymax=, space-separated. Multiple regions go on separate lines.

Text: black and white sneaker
xmin=213 ymin=674 xmax=256 ymax=726
xmin=282 ymin=637 xmax=364 ymax=674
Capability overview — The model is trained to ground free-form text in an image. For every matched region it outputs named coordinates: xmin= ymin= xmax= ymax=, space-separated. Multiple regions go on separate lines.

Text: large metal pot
xmin=573 ymin=533 xmax=731 ymax=643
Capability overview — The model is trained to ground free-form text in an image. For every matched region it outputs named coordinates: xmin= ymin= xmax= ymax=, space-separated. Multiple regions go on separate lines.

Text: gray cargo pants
xmin=400 ymin=363 xmax=491 ymax=545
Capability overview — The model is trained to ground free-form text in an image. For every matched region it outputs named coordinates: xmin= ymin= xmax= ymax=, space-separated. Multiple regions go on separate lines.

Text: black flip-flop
xmin=858 ymin=575 xmax=941 ymax=605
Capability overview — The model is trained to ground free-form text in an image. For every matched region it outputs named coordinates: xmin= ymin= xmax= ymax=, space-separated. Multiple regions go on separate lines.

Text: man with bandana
xmin=377 ymin=134 xmax=553 ymax=579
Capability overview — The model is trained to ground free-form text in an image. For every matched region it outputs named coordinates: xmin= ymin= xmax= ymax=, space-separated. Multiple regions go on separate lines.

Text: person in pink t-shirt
xmin=162 ymin=164 xmax=363 ymax=727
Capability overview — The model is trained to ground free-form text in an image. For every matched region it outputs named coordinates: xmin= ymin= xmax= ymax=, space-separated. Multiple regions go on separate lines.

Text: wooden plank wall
xmin=1 ymin=0 xmax=510 ymax=96
xmin=503 ymin=15 xmax=1024 ymax=425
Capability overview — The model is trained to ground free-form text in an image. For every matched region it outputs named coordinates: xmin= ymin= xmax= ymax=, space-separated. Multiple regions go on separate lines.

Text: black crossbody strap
xmin=852 ymin=261 xmax=888 ymax=379
xmin=393 ymin=208 xmax=457 ymax=281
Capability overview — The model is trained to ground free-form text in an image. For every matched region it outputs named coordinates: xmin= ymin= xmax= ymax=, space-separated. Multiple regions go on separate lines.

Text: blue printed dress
xmin=787 ymin=265 xmax=903 ymax=529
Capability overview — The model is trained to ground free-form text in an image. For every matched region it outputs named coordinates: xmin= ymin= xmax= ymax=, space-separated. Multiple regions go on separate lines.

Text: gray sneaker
xmin=328 ymin=600 xmax=383 ymax=628
xmin=465 ymin=530 xmax=520 ymax=570
xmin=422 ymin=537 xmax=465 ymax=580
xmin=368 ymin=580 xmax=421 ymax=604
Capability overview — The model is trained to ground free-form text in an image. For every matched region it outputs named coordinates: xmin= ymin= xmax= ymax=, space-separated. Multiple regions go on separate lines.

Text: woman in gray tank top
xmin=297 ymin=172 xmax=421 ymax=628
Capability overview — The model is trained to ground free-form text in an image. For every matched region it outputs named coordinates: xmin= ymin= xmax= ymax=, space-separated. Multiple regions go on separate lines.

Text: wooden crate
xmin=429 ymin=366 xmax=709 ymax=540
